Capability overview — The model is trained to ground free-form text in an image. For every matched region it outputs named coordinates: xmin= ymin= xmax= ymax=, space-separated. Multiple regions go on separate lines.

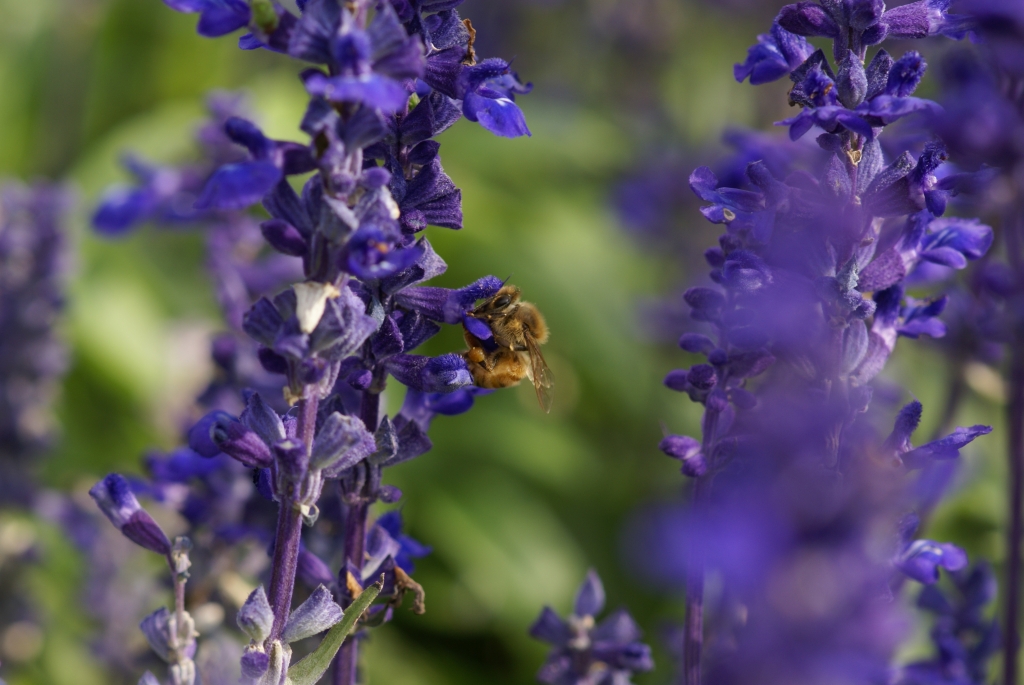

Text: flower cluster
xmin=86 ymin=1 xmax=533 ymax=684
xmin=529 ymin=571 xmax=653 ymax=685
xmin=0 ymin=182 xmax=69 ymax=682
xmin=623 ymin=2 xmax=1002 ymax=684
xmin=897 ymin=563 xmax=1000 ymax=685
xmin=0 ymin=183 xmax=70 ymax=500
xmin=924 ymin=3 xmax=1024 ymax=682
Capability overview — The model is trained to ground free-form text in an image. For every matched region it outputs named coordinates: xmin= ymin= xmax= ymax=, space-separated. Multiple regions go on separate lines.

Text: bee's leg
xmin=475 ymin=353 xmax=527 ymax=389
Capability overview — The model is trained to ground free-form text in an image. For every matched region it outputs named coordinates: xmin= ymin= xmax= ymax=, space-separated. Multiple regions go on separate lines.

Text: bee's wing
xmin=525 ymin=335 xmax=554 ymax=413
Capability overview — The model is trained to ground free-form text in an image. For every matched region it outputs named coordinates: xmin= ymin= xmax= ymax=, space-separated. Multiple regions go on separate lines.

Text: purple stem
xmin=683 ymin=478 xmax=707 ymax=685
xmin=1005 ymin=207 xmax=1024 ymax=685
xmin=1005 ymin=347 xmax=1023 ymax=685
xmin=683 ymin=408 xmax=718 ymax=685
xmin=335 ymin=390 xmax=380 ymax=685
xmin=166 ymin=553 xmax=187 ymax=651
xmin=266 ymin=395 xmax=318 ymax=644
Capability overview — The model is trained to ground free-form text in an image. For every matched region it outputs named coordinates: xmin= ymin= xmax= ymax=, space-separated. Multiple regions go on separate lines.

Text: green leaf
xmin=286 ymin=578 xmax=383 ymax=685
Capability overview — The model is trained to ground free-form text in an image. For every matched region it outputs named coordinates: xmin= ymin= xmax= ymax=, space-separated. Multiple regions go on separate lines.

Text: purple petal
xmin=463 ymin=315 xmax=493 ymax=340
xmin=241 ymin=649 xmax=270 ymax=679
xmin=777 ymin=2 xmax=840 ymax=37
xmin=196 ymin=1 xmax=250 ymax=37
xmin=92 ymin=187 xmax=155 ymax=236
xmin=302 ymin=71 xmax=409 ymax=112
xmin=920 ymin=246 xmax=968 ymax=269
xmin=282 ymin=585 xmax=343 ymax=642
xmin=194 ymin=161 xmax=282 ymax=211
xmin=573 ymin=569 xmax=606 ymax=617
xmin=529 ymin=606 xmax=571 ymax=646
xmin=463 ymin=92 xmax=530 ymax=138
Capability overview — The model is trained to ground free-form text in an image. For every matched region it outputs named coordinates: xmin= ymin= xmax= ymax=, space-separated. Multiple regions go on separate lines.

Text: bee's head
xmin=478 ymin=285 xmax=521 ymax=316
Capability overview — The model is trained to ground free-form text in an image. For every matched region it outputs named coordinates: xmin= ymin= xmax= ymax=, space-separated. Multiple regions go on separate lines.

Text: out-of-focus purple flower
xmin=898 ymin=539 xmax=968 ymax=584
xmin=897 ymin=563 xmax=1000 ymax=685
xmin=375 ymin=511 xmax=431 ymax=573
xmin=162 ymin=0 xmax=251 ymax=38
xmin=659 ymin=435 xmax=707 ymax=477
xmin=529 ymin=570 xmax=654 ymax=685
xmin=194 ymin=117 xmax=315 ymax=211
xmin=0 ymin=183 xmax=70 ymax=486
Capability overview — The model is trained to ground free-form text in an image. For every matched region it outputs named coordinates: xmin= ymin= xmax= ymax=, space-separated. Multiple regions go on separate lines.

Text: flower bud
xmin=659 ymin=435 xmax=707 ymax=477
xmin=237 ymin=586 xmax=274 ymax=643
xmin=89 ymin=474 xmax=172 ymax=555
xmin=837 ymin=51 xmax=868 ymax=107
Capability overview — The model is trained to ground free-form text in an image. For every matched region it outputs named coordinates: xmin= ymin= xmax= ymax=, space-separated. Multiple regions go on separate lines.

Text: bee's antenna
xmin=501 ymin=274 xmax=514 ymax=286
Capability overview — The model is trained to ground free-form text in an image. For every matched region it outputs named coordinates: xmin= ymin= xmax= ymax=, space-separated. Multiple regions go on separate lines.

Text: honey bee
xmin=461 ymin=284 xmax=554 ymax=413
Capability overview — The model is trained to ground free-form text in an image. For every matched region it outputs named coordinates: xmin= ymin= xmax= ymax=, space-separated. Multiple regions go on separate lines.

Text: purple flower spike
xmin=89 ymin=474 xmax=172 ymax=556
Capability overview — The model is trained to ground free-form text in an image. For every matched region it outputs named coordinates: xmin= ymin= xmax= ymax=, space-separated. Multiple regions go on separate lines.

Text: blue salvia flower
xmin=91 ymin=1 xmax=533 ymax=683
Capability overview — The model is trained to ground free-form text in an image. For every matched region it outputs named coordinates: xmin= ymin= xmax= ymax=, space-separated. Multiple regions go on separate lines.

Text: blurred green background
xmin=0 ymin=0 xmax=1008 ymax=683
